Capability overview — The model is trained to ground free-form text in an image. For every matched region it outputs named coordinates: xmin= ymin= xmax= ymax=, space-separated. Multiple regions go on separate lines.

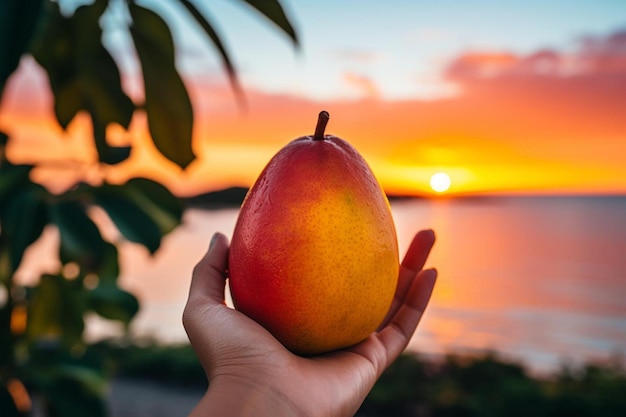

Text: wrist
xmin=190 ymin=375 xmax=306 ymax=417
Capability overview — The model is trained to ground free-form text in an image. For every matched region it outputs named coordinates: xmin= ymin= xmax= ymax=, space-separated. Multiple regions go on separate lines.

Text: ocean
xmin=76 ymin=196 xmax=626 ymax=373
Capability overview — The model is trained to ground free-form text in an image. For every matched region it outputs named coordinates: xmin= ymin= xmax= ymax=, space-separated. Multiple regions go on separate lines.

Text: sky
xmin=1 ymin=0 xmax=626 ymax=196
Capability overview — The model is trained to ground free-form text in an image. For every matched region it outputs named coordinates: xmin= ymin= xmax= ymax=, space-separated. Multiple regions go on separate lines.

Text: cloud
xmin=577 ymin=29 xmax=626 ymax=73
xmin=445 ymin=28 xmax=626 ymax=79
xmin=3 ymin=28 xmax=626 ymax=195
xmin=445 ymin=51 xmax=520 ymax=79
xmin=331 ymin=48 xmax=382 ymax=64
xmin=341 ymin=72 xmax=381 ymax=99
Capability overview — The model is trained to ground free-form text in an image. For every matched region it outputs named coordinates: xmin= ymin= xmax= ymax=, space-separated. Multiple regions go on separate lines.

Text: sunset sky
xmin=1 ymin=0 xmax=626 ymax=196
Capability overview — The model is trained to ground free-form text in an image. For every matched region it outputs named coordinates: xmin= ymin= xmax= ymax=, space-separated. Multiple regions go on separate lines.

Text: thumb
xmin=183 ymin=233 xmax=230 ymax=371
xmin=187 ymin=232 xmax=230 ymax=307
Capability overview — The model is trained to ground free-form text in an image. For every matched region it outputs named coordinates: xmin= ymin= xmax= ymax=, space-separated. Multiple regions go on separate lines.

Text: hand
xmin=183 ymin=230 xmax=437 ymax=417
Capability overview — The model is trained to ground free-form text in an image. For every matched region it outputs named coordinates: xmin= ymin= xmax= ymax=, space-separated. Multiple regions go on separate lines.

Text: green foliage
xmin=242 ymin=0 xmax=299 ymax=45
xmin=30 ymin=0 xmax=135 ymax=165
xmin=177 ymin=0 xmax=299 ymax=107
xmin=0 ymin=171 xmax=47 ymax=272
xmin=0 ymin=383 xmax=21 ymax=417
xmin=0 ymin=0 xmax=45 ymax=93
xmin=129 ymin=2 xmax=195 ymax=168
xmin=74 ymin=343 xmax=626 ymax=417
xmin=358 ymin=352 xmax=626 ymax=417
xmin=0 ymin=175 xmax=183 ymax=416
xmin=102 ymin=340 xmax=207 ymax=387
xmin=27 ymin=274 xmax=86 ymax=347
xmin=88 ymin=284 xmax=139 ymax=325
xmin=52 ymin=200 xmax=107 ymax=270
xmin=31 ymin=1 xmax=135 ymax=136
xmin=93 ymin=184 xmax=163 ymax=253
xmin=24 ymin=342 xmax=111 ymax=417
xmin=179 ymin=0 xmax=245 ymax=105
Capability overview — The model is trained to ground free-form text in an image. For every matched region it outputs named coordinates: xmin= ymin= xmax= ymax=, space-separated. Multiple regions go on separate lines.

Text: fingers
xmin=186 ymin=232 xmax=230 ymax=307
xmin=375 ymin=229 xmax=436 ymax=360
xmin=345 ymin=267 xmax=437 ymax=380
xmin=401 ymin=229 xmax=435 ymax=273
xmin=375 ymin=268 xmax=437 ymax=371
xmin=183 ymin=233 xmax=231 ymax=374
xmin=379 ymin=229 xmax=435 ymax=329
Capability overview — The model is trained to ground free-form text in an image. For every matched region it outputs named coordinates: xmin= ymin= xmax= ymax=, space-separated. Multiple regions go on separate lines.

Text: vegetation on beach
xmin=103 ymin=340 xmax=626 ymax=417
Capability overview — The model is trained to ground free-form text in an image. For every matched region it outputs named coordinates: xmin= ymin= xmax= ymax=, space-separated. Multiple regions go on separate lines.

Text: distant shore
xmin=183 ymin=187 xmax=626 ymax=211
xmin=182 ymin=186 xmax=430 ymax=210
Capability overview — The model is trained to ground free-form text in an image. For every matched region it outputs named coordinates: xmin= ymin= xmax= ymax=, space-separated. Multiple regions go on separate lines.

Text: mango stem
xmin=314 ymin=111 xmax=330 ymax=140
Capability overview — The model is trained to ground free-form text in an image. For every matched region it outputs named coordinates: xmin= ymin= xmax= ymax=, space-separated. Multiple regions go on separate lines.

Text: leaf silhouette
xmin=0 ymin=0 xmax=46 ymax=93
xmin=31 ymin=0 xmax=134 ymax=145
xmin=50 ymin=201 xmax=106 ymax=271
xmin=27 ymin=274 xmax=85 ymax=348
xmin=88 ymin=284 xmax=139 ymax=324
xmin=129 ymin=3 xmax=195 ymax=169
xmin=1 ymin=184 xmax=48 ymax=271
xmin=241 ymin=0 xmax=299 ymax=47
xmin=123 ymin=178 xmax=183 ymax=235
xmin=93 ymin=184 xmax=163 ymax=253
xmin=73 ymin=1 xmax=135 ymax=130
xmin=30 ymin=4 xmax=80 ymax=129
xmin=179 ymin=0 xmax=245 ymax=107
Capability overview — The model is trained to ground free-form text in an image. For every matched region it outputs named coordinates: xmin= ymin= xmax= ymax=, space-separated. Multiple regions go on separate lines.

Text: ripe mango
xmin=228 ymin=111 xmax=399 ymax=355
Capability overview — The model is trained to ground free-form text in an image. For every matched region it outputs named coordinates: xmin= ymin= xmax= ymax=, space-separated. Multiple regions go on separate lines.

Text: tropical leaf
xmin=1 ymin=184 xmax=48 ymax=271
xmin=123 ymin=178 xmax=183 ymax=235
xmin=97 ymin=242 xmax=120 ymax=285
xmin=53 ymin=364 xmax=108 ymax=397
xmin=88 ymin=284 xmax=139 ymax=324
xmin=179 ymin=0 xmax=245 ymax=105
xmin=0 ymin=303 xmax=12 ymax=368
xmin=0 ymin=383 xmax=21 ymax=417
xmin=50 ymin=201 xmax=106 ymax=270
xmin=93 ymin=184 xmax=162 ymax=253
xmin=240 ymin=0 xmax=299 ymax=46
xmin=0 ymin=0 xmax=46 ymax=93
xmin=0 ymin=164 xmax=33 ymax=213
xmin=129 ymin=3 xmax=195 ymax=169
xmin=73 ymin=0 xmax=135 ymax=130
xmin=30 ymin=3 xmax=79 ymax=129
xmin=31 ymin=364 xmax=107 ymax=417
xmin=91 ymin=114 xmax=132 ymax=165
xmin=31 ymin=0 xmax=134 ymax=165
xmin=27 ymin=274 xmax=85 ymax=348
xmin=53 ymin=78 xmax=84 ymax=129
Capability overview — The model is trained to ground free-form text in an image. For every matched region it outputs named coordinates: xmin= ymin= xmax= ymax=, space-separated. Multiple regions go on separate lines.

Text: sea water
xmin=30 ymin=196 xmax=625 ymax=372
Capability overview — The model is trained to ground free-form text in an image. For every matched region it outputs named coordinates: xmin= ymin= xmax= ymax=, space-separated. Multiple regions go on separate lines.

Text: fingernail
xmin=424 ymin=268 xmax=438 ymax=281
xmin=209 ymin=233 xmax=219 ymax=250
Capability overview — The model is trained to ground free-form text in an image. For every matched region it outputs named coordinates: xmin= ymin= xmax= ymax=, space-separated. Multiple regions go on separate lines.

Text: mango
xmin=228 ymin=111 xmax=399 ymax=355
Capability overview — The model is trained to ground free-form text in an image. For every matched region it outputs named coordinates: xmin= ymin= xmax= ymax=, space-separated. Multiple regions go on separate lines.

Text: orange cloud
xmin=341 ymin=72 xmax=381 ymax=99
xmin=445 ymin=52 xmax=520 ymax=78
xmin=2 ymin=29 xmax=626 ymax=197
xmin=445 ymin=29 xmax=626 ymax=79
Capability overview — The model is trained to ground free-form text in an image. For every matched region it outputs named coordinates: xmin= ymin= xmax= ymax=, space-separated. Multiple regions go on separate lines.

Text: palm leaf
xmin=240 ymin=0 xmax=299 ymax=47
xmin=179 ymin=0 xmax=245 ymax=107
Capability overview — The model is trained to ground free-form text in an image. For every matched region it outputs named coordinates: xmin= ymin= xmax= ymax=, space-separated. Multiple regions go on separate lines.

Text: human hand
xmin=183 ymin=230 xmax=436 ymax=417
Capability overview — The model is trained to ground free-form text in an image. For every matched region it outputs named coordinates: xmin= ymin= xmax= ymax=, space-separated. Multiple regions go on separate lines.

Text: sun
xmin=430 ymin=172 xmax=451 ymax=193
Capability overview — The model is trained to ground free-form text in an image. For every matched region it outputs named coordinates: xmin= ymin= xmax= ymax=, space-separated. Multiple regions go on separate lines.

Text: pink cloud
xmin=341 ymin=72 xmax=381 ymax=99
xmin=3 ymin=27 xmax=626 ymax=195
xmin=446 ymin=28 xmax=626 ymax=79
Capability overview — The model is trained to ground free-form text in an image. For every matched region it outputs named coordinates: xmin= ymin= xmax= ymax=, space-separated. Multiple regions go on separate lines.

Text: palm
xmin=184 ymin=230 xmax=436 ymax=416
